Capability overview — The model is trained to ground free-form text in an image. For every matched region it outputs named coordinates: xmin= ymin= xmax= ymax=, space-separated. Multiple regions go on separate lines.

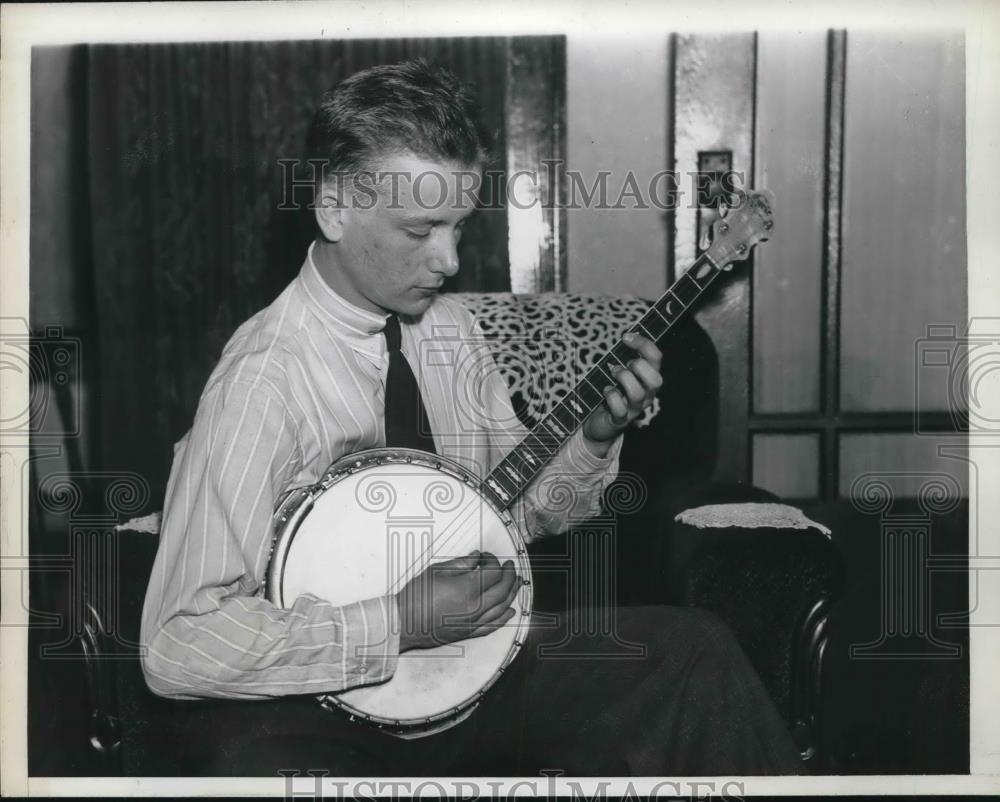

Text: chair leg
xmin=79 ymin=603 xmax=123 ymax=773
xmin=790 ymin=596 xmax=834 ymax=769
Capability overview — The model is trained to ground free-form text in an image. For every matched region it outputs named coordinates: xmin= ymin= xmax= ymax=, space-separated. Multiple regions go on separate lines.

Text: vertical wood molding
xmin=671 ymin=33 xmax=756 ymax=484
xmin=821 ymin=29 xmax=847 ymax=501
xmin=505 ymin=36 xmax=566 ymax=293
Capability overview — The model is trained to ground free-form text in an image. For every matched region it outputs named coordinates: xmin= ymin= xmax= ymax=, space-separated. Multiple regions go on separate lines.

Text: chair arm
xmin=77 ymin=602 xmax=123 ymax=770
xmin=664 ymin=487 xmax=844 ymax=767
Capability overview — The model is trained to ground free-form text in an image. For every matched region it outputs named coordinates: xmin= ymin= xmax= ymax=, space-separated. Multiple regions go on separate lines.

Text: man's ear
xmin=314 ymin=179 xmax=347 ymax=242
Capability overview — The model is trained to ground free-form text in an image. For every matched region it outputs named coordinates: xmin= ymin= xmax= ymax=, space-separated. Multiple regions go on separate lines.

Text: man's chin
xmin=397 ymin=291 xmax=439 ymax=317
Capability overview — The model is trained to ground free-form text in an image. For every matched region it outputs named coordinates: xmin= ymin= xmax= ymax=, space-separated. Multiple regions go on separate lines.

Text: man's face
xmin=324 ymin=151 xmax=481 ymax=317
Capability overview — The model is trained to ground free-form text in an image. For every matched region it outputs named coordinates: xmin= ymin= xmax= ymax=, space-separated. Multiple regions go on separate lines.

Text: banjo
xmin=265 ymin=189 xmax=775 ymax=738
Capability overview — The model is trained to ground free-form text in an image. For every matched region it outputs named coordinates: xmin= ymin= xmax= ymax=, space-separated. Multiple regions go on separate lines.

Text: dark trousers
xmin=179 ymin=606 xmax=803 ymax=776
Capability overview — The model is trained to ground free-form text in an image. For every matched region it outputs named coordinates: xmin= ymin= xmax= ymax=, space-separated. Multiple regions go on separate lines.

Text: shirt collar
xmin=298 ymin=241 xmax=389 ymax=362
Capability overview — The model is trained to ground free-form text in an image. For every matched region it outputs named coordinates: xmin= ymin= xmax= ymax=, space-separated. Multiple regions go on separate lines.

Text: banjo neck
xmin=482 ymin=252 xmax=726 ymax=510
xmin=482 ymin=187 xmax=775 ymax=511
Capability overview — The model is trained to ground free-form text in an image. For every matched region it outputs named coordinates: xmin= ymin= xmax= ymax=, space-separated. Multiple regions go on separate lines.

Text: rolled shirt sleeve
xmin=140 ymin=378 xmax=400 ymax=700
xmin=519 ymin=428 xmax=623 ymax=540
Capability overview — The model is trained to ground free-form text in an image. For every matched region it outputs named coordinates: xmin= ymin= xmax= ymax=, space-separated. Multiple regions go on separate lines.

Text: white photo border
xmin=2 ymin=0 xmax=998 ymax=796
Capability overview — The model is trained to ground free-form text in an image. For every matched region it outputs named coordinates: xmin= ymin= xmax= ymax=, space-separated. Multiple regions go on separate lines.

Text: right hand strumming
xmin=395 ymin=551 xmax=520 ymax=653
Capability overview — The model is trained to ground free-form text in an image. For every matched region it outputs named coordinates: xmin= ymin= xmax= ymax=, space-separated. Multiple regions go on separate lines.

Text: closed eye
xmin=404 ymin=228 xmax=431 ymax=240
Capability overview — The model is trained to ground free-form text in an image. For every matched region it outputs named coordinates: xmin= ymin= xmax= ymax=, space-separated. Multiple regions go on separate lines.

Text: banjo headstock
xmin=704 ymin=189 xmax=776 ymax=270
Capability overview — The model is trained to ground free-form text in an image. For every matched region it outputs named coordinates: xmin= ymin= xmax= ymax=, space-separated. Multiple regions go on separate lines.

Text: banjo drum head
xmin=270 ymin=450 xmax=532 ymax=734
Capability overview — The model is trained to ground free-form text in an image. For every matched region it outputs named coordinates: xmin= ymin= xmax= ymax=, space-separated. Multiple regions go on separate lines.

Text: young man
xmin=141 ymin=60 xmax=802 ymax=776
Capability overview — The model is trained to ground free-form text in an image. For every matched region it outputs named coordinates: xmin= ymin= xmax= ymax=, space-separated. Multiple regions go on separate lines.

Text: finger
xmin=463 ymin=552 xmax=503 ymax=596
xmin=466 ymin=606 xmax=516 ymax=639
xmin=478 ymin=561 xmax=518 ymax=611
xmin=474 ymin=564 xmax=516 ymax=618
xmin=611 ymin=366 xmax=646 ymax=410
xmin=602 ymin=386 xmax=630 ymax=423
xmin=623 ymin=332 xmax=663 ymax=369
xmin=461 ymin=571 xmax=520 ymax=630
xmin=628 ymin=358 xmax=663 ymax=396
xmin=432 ymin=551 xmax=482 ymax=576
xmin=477 ymin=551 xmax=501 ymax=575
xmin=474 ymin=593 xmax=518 ymax=628
xmin=499 ymin=567 xmax=521 ymax=607
xmin=475 ymin=593 xmax=516 ymax=628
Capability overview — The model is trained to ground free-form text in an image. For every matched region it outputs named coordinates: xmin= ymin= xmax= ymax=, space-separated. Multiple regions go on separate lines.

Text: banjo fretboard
xmin=483 ymin=254 xmax=724 ymax=510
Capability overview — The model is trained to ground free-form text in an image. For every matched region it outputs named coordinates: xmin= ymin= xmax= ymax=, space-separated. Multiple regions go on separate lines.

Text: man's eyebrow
xmin=398 ymin=215 xmax=444 ymax=226
xmin=397 ymin=211 xmax=474 ymax=226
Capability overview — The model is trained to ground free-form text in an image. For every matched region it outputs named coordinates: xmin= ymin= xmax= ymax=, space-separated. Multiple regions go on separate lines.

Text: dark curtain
xmin=86 ymin=38 xmax=511 ymax=502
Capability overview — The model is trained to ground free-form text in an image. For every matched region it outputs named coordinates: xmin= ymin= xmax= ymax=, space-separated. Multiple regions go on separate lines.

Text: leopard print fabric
xmin=449 ymin=293 xmax=661 ymax=429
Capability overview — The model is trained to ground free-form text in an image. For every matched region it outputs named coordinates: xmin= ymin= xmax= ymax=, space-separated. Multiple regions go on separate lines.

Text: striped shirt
xmin=140 ymin=243 xmax=622 ymax=700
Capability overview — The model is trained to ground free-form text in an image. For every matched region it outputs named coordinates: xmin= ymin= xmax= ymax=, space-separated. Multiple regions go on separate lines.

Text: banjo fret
xmin=486 ymin=477 xmax=512 ymax=502
xmin=503 ymin=464 xmax=526 ymax=484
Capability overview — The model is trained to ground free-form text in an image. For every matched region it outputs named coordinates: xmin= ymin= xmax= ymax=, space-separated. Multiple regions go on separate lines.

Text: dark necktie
xmin=382 ymin=314 xmax=437 ymax=454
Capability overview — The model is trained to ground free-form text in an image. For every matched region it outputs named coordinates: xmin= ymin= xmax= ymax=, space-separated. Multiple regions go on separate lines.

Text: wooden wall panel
xmin=565 ymin=36 xmax=670 ymax=298
xmin=839 ymin=32 xmax=966 ymax=412
xmin=753 ymin=433 xmax=820 ymax=499
xmin=753 ymin=33 xmax=827 ymax=414
xmin=839 ymin=432 xmax=969 ymax=498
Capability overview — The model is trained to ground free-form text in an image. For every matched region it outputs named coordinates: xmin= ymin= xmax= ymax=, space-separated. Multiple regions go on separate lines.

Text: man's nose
xmin=429 ymin=236 xmax=460 ymax=277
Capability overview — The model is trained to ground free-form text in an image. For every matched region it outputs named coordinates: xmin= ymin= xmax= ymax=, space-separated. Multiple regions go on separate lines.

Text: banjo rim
xmin=264 ymin=447 xmax=534 ymax=735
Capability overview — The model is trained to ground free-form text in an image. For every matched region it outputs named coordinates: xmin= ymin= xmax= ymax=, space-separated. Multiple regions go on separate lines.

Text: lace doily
xmin=675 ymin=503 xmax=832 ymax=536
xmin=450 ymin=293 xmax=661 ymax=429
xmin=116 ymin=512 xmax=161 ymax=533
